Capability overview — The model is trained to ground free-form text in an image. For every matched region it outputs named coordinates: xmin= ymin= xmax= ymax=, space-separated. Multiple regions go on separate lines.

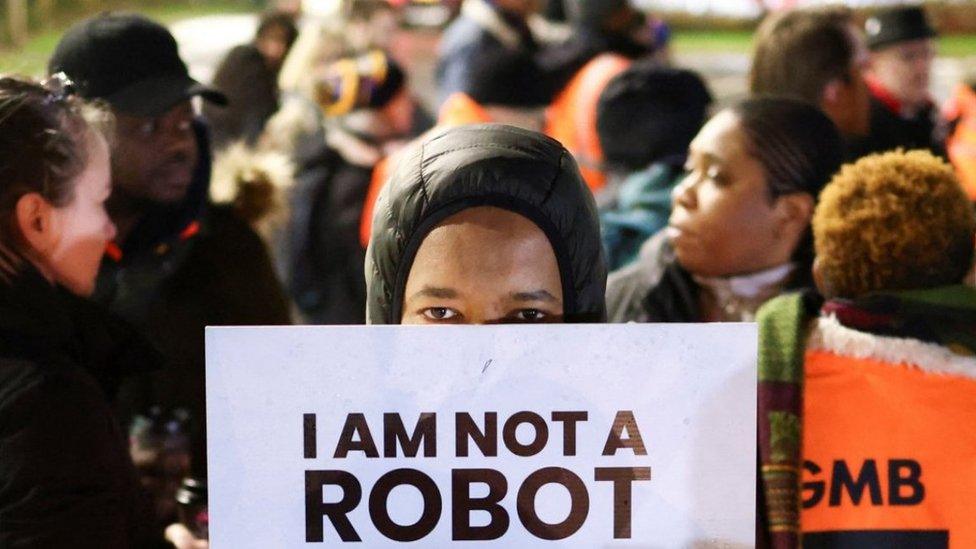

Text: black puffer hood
xmin=366 ymin=124 xmax=607 ymax=324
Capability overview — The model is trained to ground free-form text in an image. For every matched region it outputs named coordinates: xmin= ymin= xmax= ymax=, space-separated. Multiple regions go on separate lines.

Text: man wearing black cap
xmin=854 ymin=5 xmax=944 ymax=157
xmin=49 ymin=12 xmax=291 ymax=525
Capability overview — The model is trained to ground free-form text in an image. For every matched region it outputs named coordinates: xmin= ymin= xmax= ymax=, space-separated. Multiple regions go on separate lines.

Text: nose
xmin=104 ymin=218 xmax=117 ymax=242
xmin=672 ymin=172 xmax=699 ymax=210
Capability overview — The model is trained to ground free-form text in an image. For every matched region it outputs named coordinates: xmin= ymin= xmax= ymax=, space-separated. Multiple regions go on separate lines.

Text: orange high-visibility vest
xmin=945 ymin=83 xmax=976 ymax=201
xmin=358 ymin=93 xmax=494 ymax=247
xmin=437 ymin=91 xmax=493 ymax=127
xmin=544 ymin=54 xmax=631 ymax=193
xmin=801 ymin=319 xmax=976 ymax=547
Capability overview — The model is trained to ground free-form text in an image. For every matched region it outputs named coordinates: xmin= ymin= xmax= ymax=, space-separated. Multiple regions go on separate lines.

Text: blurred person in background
xmin=555 ymin=0 xmax=669 ymax=65
xmin=596 ymin=62 xmax=712 ymax=270
xmin=606 ymin=97 xmax=843 ymax=323
xmin=756 ymin=150 xmax=976 ymax=548
xmin=543 ymin=52 xmax=633 ymax=193
xmin=851 ymin=5 xmax=944 ymax=158
xmin=344 ymin=0 xmax=400 ymax=53
xmin=944 ymin=75 xmax=976 ymax=201
xmin=0 ymin=74 xmax=165 ymax=548
xmin=437 ymin=0 xmax=556 ymax=107
xmin=750 ymin=6 xmax=871 ymax=158
xmin=203 ymin=10 xmax=299 ymax=149
xmin=272 ymin=2 xmax=432 ymax=157
xmin=365 ymin=124 xmax=607 ymax=324
xmin=49 ymin=14 xmax=292 ymax=530
xmin=284 ymin=51 xmax=417 ymax=324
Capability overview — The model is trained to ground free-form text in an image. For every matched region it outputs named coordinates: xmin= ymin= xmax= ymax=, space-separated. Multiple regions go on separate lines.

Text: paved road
xmin=172 ymin=14 xmax=970 ymax=114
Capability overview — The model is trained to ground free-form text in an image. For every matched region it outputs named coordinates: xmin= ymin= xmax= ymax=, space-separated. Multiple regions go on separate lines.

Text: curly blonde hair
xmin=813 ymin=150 xmax=976 ymax=298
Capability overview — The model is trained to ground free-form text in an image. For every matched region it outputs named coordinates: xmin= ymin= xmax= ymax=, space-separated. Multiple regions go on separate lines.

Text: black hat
xmin=49 ymin=13 xmax=226 ymax=117
xmin=596 ymin=61 xmax=712 ymax=171
xmin=574 ymin=0 xmax=630 ymax=29
xmin=865 ymin=6 xmax=937 ymax=51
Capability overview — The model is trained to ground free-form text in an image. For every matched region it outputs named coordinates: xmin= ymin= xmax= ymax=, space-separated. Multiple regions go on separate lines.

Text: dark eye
xmin=706 ymin=165 xmax=729 ymax=185
xmin=422 ymin=307 xmax=459 ymax=321
xmin=514 ymin=309 xmax=547 ymax=322
xmin=137 ymin=120 xmax=157 ymax=136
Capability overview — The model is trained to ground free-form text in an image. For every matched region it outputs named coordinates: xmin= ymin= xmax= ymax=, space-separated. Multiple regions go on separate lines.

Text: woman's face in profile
xmin=401 ymin=206 xmax=563 ymax=324
xmin=45 ymin=133 xmax=116 ymax=297
xmin=667 ymin=110 xmax=797 ymax=278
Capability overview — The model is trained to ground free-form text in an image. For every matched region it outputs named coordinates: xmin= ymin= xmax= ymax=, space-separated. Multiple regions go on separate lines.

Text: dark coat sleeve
xmin=309 ymin=162 xmax=370 ymax=324
xmin=0 ymin=361 xmax=154 ymax=549
xmin=187 ymin=205 xmax=292 ymax=326
xmin=286 ymin=147 xmax=370 ymax=324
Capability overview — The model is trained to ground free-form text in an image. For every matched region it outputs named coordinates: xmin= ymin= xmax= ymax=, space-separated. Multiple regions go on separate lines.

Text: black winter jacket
xmin=285 ymin=140 xmax=371 ymax=324
xmin=0 ymin=269 xmax=162 ymax=548
xmin=847 ymin=95 xmax=946 ymax=160
xmin=365 ymin=123 xmax=607 ymax=324
xmin=95 ymin=122 xmax=291 ymax=474
xmin=606 ymin=231 xmax=815 ymax=323
xmin=605 ymin=232 xmax=699 ymax=323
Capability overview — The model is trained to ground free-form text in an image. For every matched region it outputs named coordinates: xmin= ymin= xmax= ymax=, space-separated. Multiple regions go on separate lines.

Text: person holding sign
xmin=365 ymin=123 xmax=606 ymax=324
xmin=606 ymin=97 xmax=844 ymax=323
xmin=757 ymin=150 xmax=976 ymax=548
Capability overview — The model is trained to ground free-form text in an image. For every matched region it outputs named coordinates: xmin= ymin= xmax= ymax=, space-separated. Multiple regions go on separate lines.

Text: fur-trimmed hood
xmin=808 ymin=314 xmax=976 ymax=380
xmin=210 ymin=142 xmax=295 ymax=244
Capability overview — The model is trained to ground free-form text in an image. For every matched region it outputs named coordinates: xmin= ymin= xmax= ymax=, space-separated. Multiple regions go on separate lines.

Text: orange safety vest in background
xmin=945 ymin=83 xmax=976 ymax=201
xmin=544 ymin=54 xmax=631 ymax=193
xmin=358 ymin=93 xmax=494 ymax=247
xmin=801 ymin=323 xmax=976 ymax=547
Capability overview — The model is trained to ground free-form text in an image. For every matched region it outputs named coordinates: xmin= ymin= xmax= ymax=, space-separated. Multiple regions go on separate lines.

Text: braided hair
xmin=729 ymin=96 xmax=844 ymax=271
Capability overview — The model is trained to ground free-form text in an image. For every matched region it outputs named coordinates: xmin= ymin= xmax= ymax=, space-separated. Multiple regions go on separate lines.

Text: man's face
xmin=869 ymin=38 xmax=936 ymax=109
xmin=401 ymin=206 xmax=564 ymax=324
xmin=111 ymin=102 xmax=198 ymax=206
xmin=256 ymin=24 xmax=293 ymax=73
xmin=823 ymin=25 xmax=871 ymax=137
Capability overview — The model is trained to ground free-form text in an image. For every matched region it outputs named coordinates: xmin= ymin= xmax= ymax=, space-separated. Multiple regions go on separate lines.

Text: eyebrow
xmin=510 ymin=290 xmax=560 ymax=303
xmin=409 ymin=286 xmax=459 ymax=300
xmin=693 ymin=150 xmax=726 ymax=167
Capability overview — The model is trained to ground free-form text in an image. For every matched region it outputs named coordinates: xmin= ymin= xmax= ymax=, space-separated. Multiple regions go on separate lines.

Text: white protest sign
xmin=206 ymin=324 xmax=756 ymax=547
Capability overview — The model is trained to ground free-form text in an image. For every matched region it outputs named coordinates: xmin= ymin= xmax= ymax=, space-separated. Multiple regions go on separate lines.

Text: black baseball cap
xmin=865 ymin=6 xmax=937 ymax=51
xmin=49 ymin=13 xmax=227 ymax=117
